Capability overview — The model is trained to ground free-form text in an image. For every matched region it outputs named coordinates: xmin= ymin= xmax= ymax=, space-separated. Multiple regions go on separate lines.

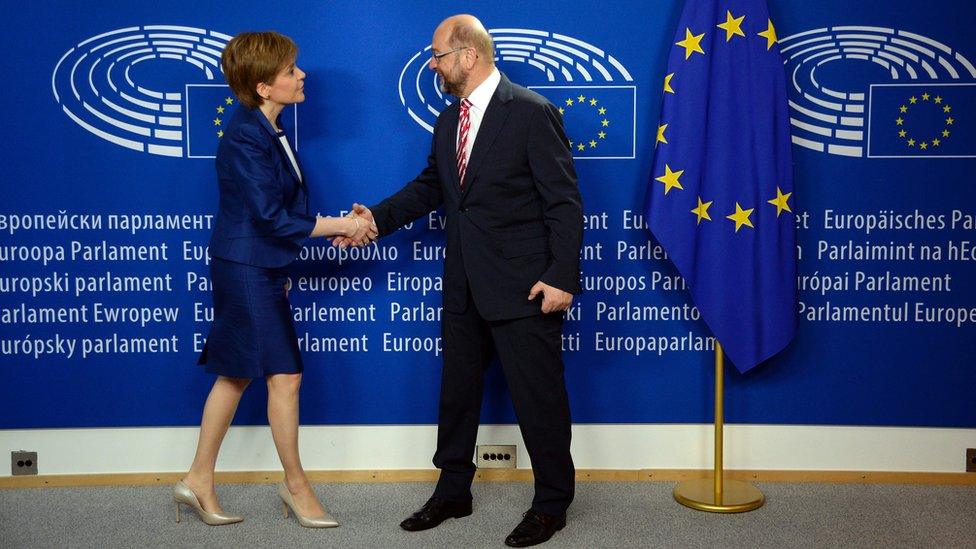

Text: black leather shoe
xmin=504 ymin=510 xmax=566 ymax=547
xmin=399 ymin=497 xmax=473 ymax=531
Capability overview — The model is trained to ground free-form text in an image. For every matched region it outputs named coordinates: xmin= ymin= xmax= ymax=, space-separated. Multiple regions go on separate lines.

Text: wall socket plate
xmin=967 ymin=448 xmax=975 ymax=473
xmin=11 ymin=451 xmax=38 ymax=476
xmin=477 ymin=445 xmax=516 ymax=469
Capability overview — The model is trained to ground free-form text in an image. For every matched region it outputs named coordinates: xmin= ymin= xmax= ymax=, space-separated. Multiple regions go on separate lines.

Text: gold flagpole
xmin=673 ymin=341 xmax=764 ymax=513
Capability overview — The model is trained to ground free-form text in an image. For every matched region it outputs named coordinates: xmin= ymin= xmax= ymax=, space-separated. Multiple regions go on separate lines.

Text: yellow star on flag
xmin=943 ymin=105 xmax=952 ymax=113
xmin=225 ymin=97 xmax=234 ymax=105
xmin=589 ymin=98 xmax=598 ymax=106
xmin=946 ymin=117 xmax=954 ymax=125
xmin=664 ymin=73 xmax=675 ymax=94
xmin=601 ymin=119 xmax=610 ymax=127
xmin=598 ymin=131 xmax=606 ymax=139
xmin=898 ymin=129 xmax=906 ymax=138
xmin=213 ymin=117 xmax=222 ymax=126
xmin=909 ymin=96 xmax=917 ymax=104
xmin=932 ymin=138 xmax=941 ymax=147
xmin=655 ymin=164 xmax=685 ymax=195
xmin=922 ymin=92 xmax=930 ymax=101
xmin=896 ymin=117 xmax=903 ymax=125
xmin=758 ymin=19 xmax=778 ymax=50
xmin=934 ymin=96 xmax=943 ymax=104
xmin=216 ymin=105 xmax=225 ymax=114
xmin=577 ymin=143 xmax=585 ymax=151
xmin=767 ymin=186 xmax=792 ymax=217
xmin=676 ymin=28 xmax=705 ymax=59
xmin=717 ymin=10 xmax=746 ymax=42
xmin=217 ymin=130 xmax=224 ymax=138
xmin=565 ymin=98 xmax=574 ymax=106
xmin=726 ymin=202 xmax=754 ymax=232
xmin=920 ymin=142 xmax=928 ymax=150
xmin=558 ymin=107 xmax=565 ymax=115
xmin=656 ymin=123 xmax=668 ymax=146
xmin=942 ymin=129 xmax=950 ymax=137
xmin=577 ymin=94 xmax=586 ymax=103
xmin=899 ymin=105 xmax=907 ymax=113
xmin=907 ymin=138 xmax=916 ymax=146
xmin=598 ymin=107 xmax=607 ymax=115
xmin=691 ymin=196 xmax=713 ymax=225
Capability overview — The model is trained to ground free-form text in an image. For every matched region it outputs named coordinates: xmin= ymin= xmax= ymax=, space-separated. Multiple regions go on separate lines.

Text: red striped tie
xmin=456 ymin=98 xmax=472 ymax=187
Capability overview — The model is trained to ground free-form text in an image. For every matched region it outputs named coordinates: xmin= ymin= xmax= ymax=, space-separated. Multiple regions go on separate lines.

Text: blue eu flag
xmin=185 ymin=84 xmax=298 ymax=158
xmin=644 ymin=0 xmax=797 ymax=372
xmin=530 ymin=86 xmax=636 ymax=159
xmin=868 ymin=84 xmax=976 ymax=158
xmin=185 ymin=84 xmax=237 ymax=158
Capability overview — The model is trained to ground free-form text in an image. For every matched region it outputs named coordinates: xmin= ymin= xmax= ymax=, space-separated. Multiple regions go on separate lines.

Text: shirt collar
xmin=463 ymin=68 xmax=500 ymax=112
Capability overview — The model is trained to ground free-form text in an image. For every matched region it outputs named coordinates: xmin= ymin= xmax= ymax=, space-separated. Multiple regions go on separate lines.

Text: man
xmin=345 ymin=14 xmax=582 ymax=547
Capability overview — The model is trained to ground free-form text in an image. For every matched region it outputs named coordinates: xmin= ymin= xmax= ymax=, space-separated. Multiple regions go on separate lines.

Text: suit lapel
xmin=460 ymin=74 xmax=514 ymax=201
xmin=251 ymin=107 xmax=304 ymax=188
xmin=292 ymin=142 xmax=308 ymax=192
xmin=443 ymin=102 xmax=461 ymax=190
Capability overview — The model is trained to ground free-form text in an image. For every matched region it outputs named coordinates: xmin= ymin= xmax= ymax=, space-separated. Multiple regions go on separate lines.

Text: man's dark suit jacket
xmin=371 ymin=73 xmax=583 ymax=321
xmin=209 ymin=105 xmax=316 ymax=269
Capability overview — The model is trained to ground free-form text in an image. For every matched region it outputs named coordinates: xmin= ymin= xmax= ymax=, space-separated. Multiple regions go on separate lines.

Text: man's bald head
xmin=439 ymin=14 xmax=494 ymax=68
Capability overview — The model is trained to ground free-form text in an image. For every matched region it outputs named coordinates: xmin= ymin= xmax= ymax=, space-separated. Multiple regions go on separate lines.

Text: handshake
xmin=331 ymin=203 xmax=377 ymax=248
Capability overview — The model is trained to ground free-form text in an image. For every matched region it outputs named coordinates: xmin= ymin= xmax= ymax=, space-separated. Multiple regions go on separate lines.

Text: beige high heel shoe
xmin=173 ymin=480 xmax=243 ymax=526
xmin=278 ymin=481 xmax=339 ymax=528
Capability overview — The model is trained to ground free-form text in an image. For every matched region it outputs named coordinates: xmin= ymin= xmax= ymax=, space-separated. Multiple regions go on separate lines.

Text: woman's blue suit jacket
xmin=208 ymin=105 xmax=315 ymax=269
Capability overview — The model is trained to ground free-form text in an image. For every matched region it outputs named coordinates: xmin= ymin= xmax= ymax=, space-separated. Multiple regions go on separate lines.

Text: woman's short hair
xmin=221 ymin=31 xmax=298 ymax=109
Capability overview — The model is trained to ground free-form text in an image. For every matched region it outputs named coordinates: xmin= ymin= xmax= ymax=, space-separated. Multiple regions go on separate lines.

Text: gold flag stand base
xmin=673 ymin=478 xmax=764 ymax=513
xmin=672 ymin=342 xmax=764 ymax=513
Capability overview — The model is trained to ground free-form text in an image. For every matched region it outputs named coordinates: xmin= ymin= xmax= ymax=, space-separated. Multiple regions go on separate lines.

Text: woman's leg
xmin=183 ymin=375 xmax=251 ymax=512
xmin=267 ymin=372 xmax=326 ymax=517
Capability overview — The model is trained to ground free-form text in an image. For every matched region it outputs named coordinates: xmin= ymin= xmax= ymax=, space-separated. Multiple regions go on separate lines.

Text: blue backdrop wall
xmin=1 ymin=0 xmax=974 ymax=428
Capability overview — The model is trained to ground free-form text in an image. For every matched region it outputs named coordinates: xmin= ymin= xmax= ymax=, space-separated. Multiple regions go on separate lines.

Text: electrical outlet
xmin=967 ymin=448 xmax=975 ymax=473
xmin=11 ymin=451 xmax=37 ymax=476
xmin=477 ymin=445 xmax=516 ymax=469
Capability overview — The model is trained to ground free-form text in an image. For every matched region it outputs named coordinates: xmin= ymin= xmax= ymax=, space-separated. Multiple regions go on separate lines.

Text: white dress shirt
xmin=277 ymin=131 xmax=302 ymax=182
xmin=456 ymin=68 xmax=501 ymax=162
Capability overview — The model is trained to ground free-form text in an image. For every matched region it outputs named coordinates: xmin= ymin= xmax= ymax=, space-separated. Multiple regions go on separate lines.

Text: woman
xmin=173 ymin=31 xmax=372 ymax=528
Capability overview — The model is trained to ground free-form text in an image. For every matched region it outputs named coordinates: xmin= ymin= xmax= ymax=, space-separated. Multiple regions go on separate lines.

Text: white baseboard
xmin=1 ymin=424 xmax=974 ymax=476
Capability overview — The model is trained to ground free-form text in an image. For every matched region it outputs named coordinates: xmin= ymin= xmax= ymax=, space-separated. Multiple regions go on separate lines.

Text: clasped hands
xmin=332 ymin=203 xmax=377 ymax=248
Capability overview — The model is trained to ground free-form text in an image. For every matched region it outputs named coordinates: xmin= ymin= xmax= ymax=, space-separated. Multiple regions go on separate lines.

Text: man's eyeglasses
xmin=430 ymin=46 xmax=471 ymax=64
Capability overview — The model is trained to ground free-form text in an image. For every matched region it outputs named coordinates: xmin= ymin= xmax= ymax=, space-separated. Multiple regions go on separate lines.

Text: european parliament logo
xmin=780 ymin=25 xmax=976 ymax=158
xmin=184 ymin=85 xmax=298 ymax=158
xmin=51 ymin=25 xmax=292 ymax=159
xmin=398 ymin=28 xmax=636 ymax=160
xmin=867 ymin=84 xmax=974 ymax=158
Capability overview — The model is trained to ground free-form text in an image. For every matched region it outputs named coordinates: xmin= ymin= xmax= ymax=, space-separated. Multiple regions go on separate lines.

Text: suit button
xmin=460 ymin=207 xmax=468 ymax=213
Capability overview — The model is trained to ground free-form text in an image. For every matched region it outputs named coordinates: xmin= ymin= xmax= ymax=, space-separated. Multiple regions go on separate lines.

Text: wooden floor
xmin=3 ymin=468 xmax=974 ymax=488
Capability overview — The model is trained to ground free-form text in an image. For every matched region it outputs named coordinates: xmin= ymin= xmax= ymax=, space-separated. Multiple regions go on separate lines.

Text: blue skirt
xmin=197 ymin=257 xmax=303 ymax=378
